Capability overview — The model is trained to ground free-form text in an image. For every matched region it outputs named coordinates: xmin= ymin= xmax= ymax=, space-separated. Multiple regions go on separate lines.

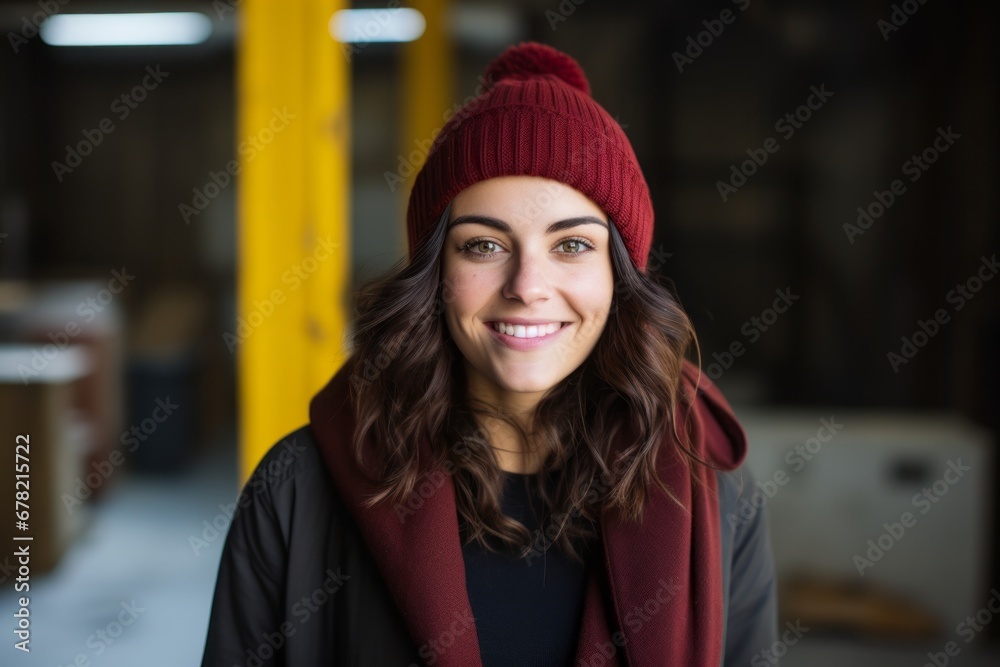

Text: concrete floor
xmin=0 ymin=441 xmax=236 ymax=667
xmin=2 ymin=439 xmax=998 ymax=666
xmin=782 ymin=638 xmax=1000 ymax=666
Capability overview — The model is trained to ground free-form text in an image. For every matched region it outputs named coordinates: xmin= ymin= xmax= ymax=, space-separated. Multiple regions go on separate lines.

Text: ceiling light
xmin=329 ymin=8 xmax=426 ymax=43
xmin=40 ymin=12 xmax=213 ymax=47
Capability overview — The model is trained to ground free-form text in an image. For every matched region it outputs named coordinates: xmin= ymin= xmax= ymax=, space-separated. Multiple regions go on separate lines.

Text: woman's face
xmin=441 ymin=175 xmax=615 ymax=408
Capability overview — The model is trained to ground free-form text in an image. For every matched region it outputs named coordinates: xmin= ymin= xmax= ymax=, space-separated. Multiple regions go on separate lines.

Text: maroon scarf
xmin=309 ymin=358 xmax=747 ymax=666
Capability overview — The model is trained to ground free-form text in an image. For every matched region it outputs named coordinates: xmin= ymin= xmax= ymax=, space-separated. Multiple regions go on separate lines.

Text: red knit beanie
xmin=406 ymin=42 xmax=655 ymax=272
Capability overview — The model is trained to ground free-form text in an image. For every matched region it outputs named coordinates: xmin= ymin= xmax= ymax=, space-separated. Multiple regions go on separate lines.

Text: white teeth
xmin=492 ymin=321 xmax=562 ymax=339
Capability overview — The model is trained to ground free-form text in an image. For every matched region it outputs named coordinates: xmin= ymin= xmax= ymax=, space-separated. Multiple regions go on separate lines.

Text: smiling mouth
xmin=490 ymin=321 xmax=568 ymax=339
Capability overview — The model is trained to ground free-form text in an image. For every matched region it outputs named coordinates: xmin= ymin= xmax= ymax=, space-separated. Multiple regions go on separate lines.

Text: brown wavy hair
xmin=346 ymin=202 xmax=707 ymax=562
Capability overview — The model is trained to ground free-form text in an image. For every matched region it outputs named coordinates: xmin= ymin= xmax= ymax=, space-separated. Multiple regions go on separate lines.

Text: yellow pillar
xmin=236 ymin=0 xmax=350 ymax=485
xmin=400 ymin=0 xmax=454 ymax=208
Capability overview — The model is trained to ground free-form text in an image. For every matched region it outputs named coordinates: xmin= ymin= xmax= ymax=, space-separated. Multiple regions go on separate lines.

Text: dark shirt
xmin=200 ymin=426 xmax=779 ymax=666
xmin=461 ymin=471 xmax=596 ymax=667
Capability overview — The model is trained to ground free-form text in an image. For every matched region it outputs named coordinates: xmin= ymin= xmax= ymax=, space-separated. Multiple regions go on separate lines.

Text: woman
xmin=201 ymin=42 xmax=777 ymax=667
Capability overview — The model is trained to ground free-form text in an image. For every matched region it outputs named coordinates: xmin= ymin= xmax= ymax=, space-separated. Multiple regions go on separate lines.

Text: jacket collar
xmin=309 ymin=357 xmax=746 ymax=666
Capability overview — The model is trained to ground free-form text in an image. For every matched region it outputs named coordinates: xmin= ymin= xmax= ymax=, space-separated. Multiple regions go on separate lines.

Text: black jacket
xmin=200 ymin=425 xmax=777 ymax=666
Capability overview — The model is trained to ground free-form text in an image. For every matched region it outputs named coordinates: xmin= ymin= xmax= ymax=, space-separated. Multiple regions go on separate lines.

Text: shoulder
xmin=246 ymin=425 xmax=325 ymax=490
xmin=716 ymin=466 xmax=759 ymax=536
xmin=715 ymin=464 xmax=779 ymax=664
xmin=234 ymin=425 xmax=336 ymax=529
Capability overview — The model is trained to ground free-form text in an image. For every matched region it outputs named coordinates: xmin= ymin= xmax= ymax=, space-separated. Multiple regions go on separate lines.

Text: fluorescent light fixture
xmin=40 ymin=12 xmax=213 ymax=47
xmin=450 ymin=5 xmax=523 ymax=49
xmin=329 ymin=8 xmax=426 ymax=43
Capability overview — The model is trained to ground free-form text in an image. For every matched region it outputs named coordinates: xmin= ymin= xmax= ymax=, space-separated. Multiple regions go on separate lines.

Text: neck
xmin=462 ymin=364 xmax=548 ymax=474
xmin=475 ymin=413 xmax=543 ymax=474
xmin=493 ymin=446 xmax=544 ymax=474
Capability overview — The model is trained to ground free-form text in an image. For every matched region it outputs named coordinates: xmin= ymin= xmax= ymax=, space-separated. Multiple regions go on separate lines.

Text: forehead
xmin=448 ymin=176 xmax=607 ymax=226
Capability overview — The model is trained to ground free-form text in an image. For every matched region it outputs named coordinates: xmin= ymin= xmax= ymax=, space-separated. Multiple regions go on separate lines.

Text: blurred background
xmin=0 ymin=0 xmax=996 ymax=665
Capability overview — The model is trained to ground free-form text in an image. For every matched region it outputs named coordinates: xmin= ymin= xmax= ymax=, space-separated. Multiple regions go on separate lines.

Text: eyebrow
xmin=447 ymin=214 xmax=608 ymax=234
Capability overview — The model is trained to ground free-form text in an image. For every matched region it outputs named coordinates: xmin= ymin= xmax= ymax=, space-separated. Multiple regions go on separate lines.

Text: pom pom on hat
xmin=406 ymin=41 xmax=655 ymax=271
xmin=483 ymin=42 xmax=590 ymax=96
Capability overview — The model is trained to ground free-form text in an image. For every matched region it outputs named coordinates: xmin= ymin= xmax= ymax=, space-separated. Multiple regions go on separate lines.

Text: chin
xmin=505 ymin=379 xmax=556 ymax=395
xmin=492 ymin=366 xmax=565 ymax=395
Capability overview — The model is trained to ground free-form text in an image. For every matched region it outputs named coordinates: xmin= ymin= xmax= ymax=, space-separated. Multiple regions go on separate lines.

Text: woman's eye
xmin=460 ymin=239 xmax=502 ymax=257
xmin=558 ymin=238 xmax=594 ymax=254
xmin=460 ymin=237 xmax=593 ymax=258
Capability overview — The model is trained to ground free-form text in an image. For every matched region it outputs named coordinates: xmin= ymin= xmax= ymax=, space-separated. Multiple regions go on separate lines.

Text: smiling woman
xmin=202 ymin=42 xmax=778 ymax=667
xmin=442 ymin=176 xmax=615 ymax=473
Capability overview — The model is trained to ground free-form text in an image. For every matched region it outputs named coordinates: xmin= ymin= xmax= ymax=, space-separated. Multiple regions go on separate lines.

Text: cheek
xmin=576 ymin=268 xmax=615 ymax=316
xmin=443 ymin=273 xmax=488 ymax=328
xmin=446 ymin=263 xmax=498 ymax=301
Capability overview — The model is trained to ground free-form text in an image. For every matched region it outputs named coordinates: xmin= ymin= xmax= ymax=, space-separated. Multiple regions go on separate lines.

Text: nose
xmin=501 ymin=249 xmax=552 ymax=304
